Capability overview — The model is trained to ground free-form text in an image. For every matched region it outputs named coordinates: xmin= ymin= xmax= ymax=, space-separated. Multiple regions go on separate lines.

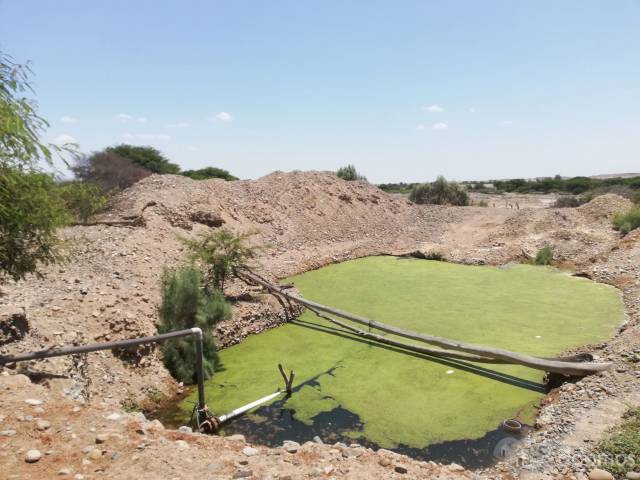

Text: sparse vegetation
xmin=534 ymin=246 xmax=554 ymax=266
xmin=409 ymin=176 xmax=469 ymax=206
xmin=59 ymin=181 xmax=109 ymax=223
xmin=552 ymin=196 xmax=586 ymax=208
xmin=158 ymin=265 xmax=231 ymax=383
xmin=336 ymin=164 xmax=367 ymax=182
xmin=182 ymin=229 xmax=260 ymax=293
xmin=596 ymin=407 xmax=640 ymax=478
xmin=181 ymin=167 xmax=238 ymax=181
xmin=613 ymin=209 xmax=640 ymax=235
xmin=106 ymin=144 xmax=180 ymax=174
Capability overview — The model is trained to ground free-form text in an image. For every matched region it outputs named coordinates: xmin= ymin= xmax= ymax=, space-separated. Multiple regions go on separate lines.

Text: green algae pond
xmin=171 ymin=257 xmax=625 ymax=467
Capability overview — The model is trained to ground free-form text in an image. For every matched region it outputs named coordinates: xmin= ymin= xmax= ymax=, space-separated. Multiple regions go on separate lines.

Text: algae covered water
xmin=175 ymin=257 xmax=625 ymax=466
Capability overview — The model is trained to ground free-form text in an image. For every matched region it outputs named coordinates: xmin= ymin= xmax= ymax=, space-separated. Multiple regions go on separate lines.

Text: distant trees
xmin=409 ymin=176 xmax=469 ymax=206
xmin=106 ymin=145 xmax=180 ymax=174
xmin=181 ymin=167 xmax=238 ymax=181
xmin=336 ymin=165 xmax=367 ymax=182
xmin=71 ymin=151 xmax=151 ymax=193
xmin=0 ymin=52 xmax=72 ymax=282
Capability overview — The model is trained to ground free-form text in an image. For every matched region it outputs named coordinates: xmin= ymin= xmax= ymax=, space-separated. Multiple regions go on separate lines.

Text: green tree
xmin=158 ymin=266 xmax=231 ymax=383
xmin=59 ymin=181 xmax=109 ymax=223
xmin=409 ymin=176 xmax=469 ymax=206
xmin=336 ymin=164 xmax=367 ymax=182
xmin=106 ymin=144 xmax=180 ymax=174
xmin=181 ymin=167 xmax=238 ymax=181
xmin=0 ymin=169 xmax=70 ymax=281
xmin=1 ymin=52 xmax=71 ymax=281
xmin=182 ymin=229 xmax=260 ymax=292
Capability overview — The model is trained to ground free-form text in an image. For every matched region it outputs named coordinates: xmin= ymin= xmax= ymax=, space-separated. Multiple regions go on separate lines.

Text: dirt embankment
xmin=1 ymin=171 xmax=638 ymax=479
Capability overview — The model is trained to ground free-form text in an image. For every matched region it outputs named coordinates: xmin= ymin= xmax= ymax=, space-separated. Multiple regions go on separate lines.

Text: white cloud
xmin=188 ymin=146 xmax=199 ymax=152
xmin=501 ymin=120 xmax=514 ymax=126
xmin=119 ymin=133 xmax=171 ymax=142
xmin=60 ymin=116 xmax=78 ymax=124
xmin=424 ymin=104 xmax=444 ymax=113
xmin=432 ymin=122 xmax=448 ymax=130
xmin=52 ymin=134 xmax=77 ymax=146
xmin=210 ymin=111 xmax=233 ymax=122
xmin=468 ymin=107 xmax=476 ymax=113
xmin=136 ymin=117 xmax=147 ymax=123
xmin=415 ymin=124 xmax=426 ymax=130
xmin=165 ymin=122 xmax=190 ymax=129
xmin=114 ymin=113 xmax=133 ymax=122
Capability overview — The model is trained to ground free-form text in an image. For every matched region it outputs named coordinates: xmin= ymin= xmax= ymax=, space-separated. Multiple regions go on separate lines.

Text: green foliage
xmin=484 ymin=175 xmax=640 ymax=196
xmin=72 ymin=151 xmax=151 ymax=192
xmin=59 ymin=182 xmax=109 ymax=223
xmin=336 ymin=164 xmax=366 ymax=182
xmin=534 ymin=246 xmax=554 ymax=266
xmin=633 ymin=190 xmax=640 ymax=205
xmin=596 ymin=407 xmax=640 ymax=478
xmin=158 ymin=266 xmax=231 ymax=384
xmin=377 ymin=182 xmax=416 ymax=194
xmin=409 ymin=176 xmax=469 ymax=206
xmin=1 ymin=53 xmax=59 ymax=169
xmin=181 ymin=167 xmax=238 ymax=181
xmin=0 ymin=53 xmax=71 ymax=282
xmin=106 ymin=144 xmax=180 ymax=174
xmin=0 ymin=168 xmax=70 ymax=281
xmin=182 ymin=229 xmax=260 ymax=292
xmin=613 ymin=209 xmax=640 ymax=235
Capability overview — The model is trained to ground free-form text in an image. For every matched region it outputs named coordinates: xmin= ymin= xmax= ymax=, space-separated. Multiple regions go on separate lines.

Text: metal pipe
xmin=0 ymin=328 xmax=207 ymax=421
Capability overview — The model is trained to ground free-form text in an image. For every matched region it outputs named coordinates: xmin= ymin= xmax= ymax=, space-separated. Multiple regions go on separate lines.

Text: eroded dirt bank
xmin=1 ymin=171 xmax=639 ymax=479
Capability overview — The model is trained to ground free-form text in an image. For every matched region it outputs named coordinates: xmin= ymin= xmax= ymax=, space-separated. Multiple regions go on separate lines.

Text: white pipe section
xmin=218 ymin=390 xmax=284 ymax=423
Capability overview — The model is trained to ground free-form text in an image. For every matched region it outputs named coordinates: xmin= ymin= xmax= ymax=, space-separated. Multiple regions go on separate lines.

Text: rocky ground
xmin=1 ymin=171 xmax=639 ymax=479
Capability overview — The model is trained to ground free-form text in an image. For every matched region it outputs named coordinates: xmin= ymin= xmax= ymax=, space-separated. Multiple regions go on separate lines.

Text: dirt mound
xmin=577 ymin=193 xmax=634 ymax=222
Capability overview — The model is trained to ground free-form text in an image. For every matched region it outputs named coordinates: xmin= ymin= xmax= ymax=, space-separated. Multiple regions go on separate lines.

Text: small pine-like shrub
xmin=534 ymin=246 xmax=554 ymax=266
xmin=182 ymin=229 xmax=260 ymax=293
xmin=613 ymin=209 xmax=640 ymax=235
xmin=409 ymin=176 xmax=469 ymax=206
xmin=633 ymin=190 xmax=640 ymax=205
xmin=158 ymin=266 xmax=231 ymax=384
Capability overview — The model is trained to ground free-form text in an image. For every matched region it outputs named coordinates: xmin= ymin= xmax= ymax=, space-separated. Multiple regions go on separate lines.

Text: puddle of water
xmin=167 ymin=257 xmax=625 ymax=467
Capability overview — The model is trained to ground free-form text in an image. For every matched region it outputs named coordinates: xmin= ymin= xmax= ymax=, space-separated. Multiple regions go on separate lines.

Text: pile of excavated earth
xmin=1 ymin=171 xmax=639 ymax=479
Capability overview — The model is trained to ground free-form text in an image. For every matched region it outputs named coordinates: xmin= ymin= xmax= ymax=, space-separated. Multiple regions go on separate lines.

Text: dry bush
xmin=71 ymin=152 xmax=151 ymax=193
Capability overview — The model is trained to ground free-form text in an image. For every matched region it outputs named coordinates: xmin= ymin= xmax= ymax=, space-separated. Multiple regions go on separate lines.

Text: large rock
xmin=588 ymin=469 xmax=615 ymax=480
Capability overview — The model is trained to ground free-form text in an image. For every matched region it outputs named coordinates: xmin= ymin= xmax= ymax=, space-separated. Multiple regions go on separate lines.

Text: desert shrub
xmin=336 ymin=164 xmax=366 ymax=182
xmin=552 ymin=196 xmax=584 ymax=208
xmin=71 ymin=152 xmax=151 ymax=192
xmin=0 ymin=168 xmax=70 ymax=281
xmin=59 ymin=182 xmax=109 ymax=223
xmin=474 ymin=199 xmax=489 ymax=207
xmin=158 ymin=266 xmax=231 ymax=383
xmin=613 ymin=209 xmax=640 ymax=235
xmin=409 ymin=176 xmax=469 ymax=206
xmin=106 ymin=144 xmax=180 ymax=174
xmin=534 ymin=246 xmax=554 ymax=266
xmin=634 ymin=191 xmax=640 ymax=205
xmin=596 ymin=407 xmax=640 ymax=478
xmin=181 ymin=167 xmax=238 ymax=181
xmin=182 ymin=229 xmax=260 ymax=292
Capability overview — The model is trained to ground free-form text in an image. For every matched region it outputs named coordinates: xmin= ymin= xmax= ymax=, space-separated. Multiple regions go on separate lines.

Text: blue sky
xmin=2 ymin=1 xmax=639 ymax=182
